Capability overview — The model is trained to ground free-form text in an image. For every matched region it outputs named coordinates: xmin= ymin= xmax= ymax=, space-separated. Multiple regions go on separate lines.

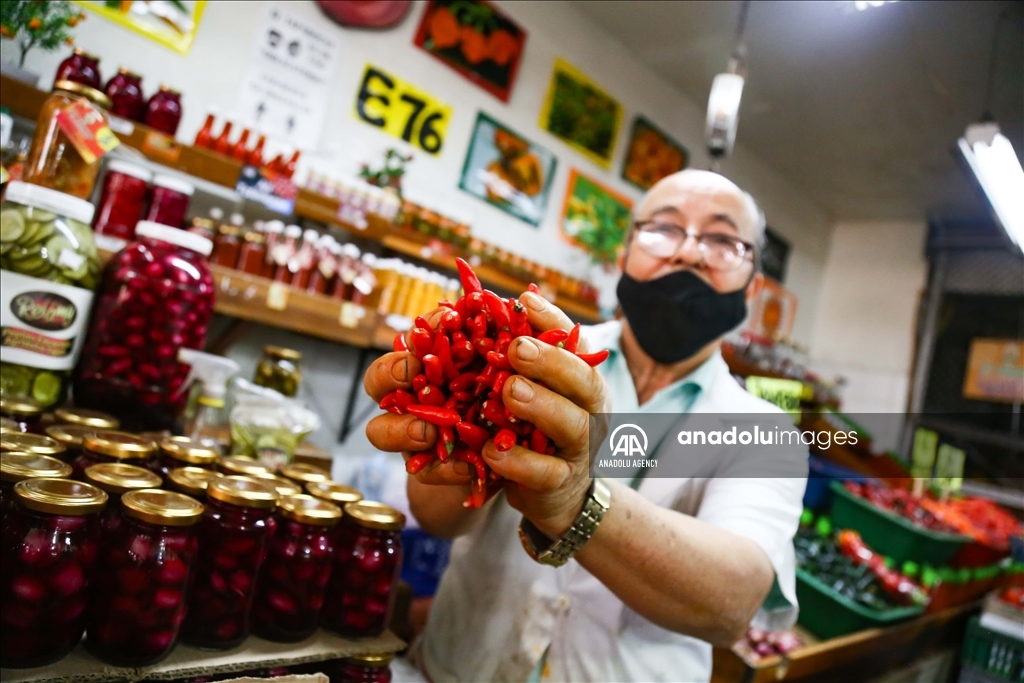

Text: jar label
xmin=0 ymin=269 xmax=94 ymax=370
xmin=55 ymin=100 xmax=120 ymax=165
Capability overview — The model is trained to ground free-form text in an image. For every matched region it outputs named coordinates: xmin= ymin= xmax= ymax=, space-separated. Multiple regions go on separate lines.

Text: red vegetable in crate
xmin=837 ymin=530 xmax=928 ymax=606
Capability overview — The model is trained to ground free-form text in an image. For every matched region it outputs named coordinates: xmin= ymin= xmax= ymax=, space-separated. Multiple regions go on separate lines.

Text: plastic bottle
xmin=177 ymin=349 xmax=240 ymax=452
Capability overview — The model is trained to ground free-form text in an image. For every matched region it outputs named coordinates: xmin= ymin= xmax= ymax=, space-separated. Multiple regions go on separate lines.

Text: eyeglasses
xmin=632 ymin=220 xmax=756 ymax=271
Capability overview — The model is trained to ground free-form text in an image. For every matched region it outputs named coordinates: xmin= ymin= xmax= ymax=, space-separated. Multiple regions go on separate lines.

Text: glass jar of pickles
xmin=45 ymin=423 xmax=98 ymax=463
xmin=1 ymin=181 xmax=101 ymax=409
xmin=333 ymin=653 xmax=395 ymax=683
xmin=154 ymin=436 xmax=219 ymax=482
xmin=73 ymin=431 xmax=156 ymax=480
xmin=253 ymin=346 xmax=302 ymax=398
xmin=252 ymin=494 xmax=341 ymax=642
xmin=0 ymin=478 xmax=107 ymax=668
xmin=24 ymin=81 xmax=112 ymax=199
xmin=86 ymin=489 xmax=204 ymax=667
xmin=279 ymin=462 xmax=330 ymax=487
xmin=321 ymin=501 xmax=405 ymax=639
xmin=84 ymin=462 xmax=162 ymax=534
xmin=54 ymin=406 xmax=120 ymax=431
xmin=0 ymin=452 xmax=72 ymax=511
xmin=0 ymin=396 xmax=45 ymax=433
xmin=181 ymin=476 xmax=279 ymax=650
xmin=167 ymin=466 xmax=221 ymax=499
xmin=305 ymin=480 xmax=363 ymax=507
xmin=0 ymin=432 xmax=66 ymax=460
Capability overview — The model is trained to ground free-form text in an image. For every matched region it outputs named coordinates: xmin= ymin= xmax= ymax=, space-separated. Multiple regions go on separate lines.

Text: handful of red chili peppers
xmin=381 ymin=258 xmax=609 ymax=509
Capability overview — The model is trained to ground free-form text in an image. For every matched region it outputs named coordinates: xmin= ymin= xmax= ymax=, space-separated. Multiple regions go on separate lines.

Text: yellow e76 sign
xmin=354 ymin=64 xmax=452 ymax=155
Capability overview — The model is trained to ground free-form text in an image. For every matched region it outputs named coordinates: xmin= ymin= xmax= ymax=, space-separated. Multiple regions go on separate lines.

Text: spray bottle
xmin=178 ymin=349 xmax=240 ymax=452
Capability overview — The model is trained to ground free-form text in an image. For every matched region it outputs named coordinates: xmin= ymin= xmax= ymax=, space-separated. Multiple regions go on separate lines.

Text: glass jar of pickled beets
xmin=167 ymin=466 xmax=221 ymax=499
xmin=55 ymin=48 xmax=102 ymax=89
xmin=333 ymin=653 xmax=395 ymax=683
xmin=0 ymin=478 xmax=107 ymax=668
xmin=144 ymin=85 xmax=183 ymax=137
xmin=84 ymin=462 xmax=162 ymax=534
xmin=252 ymin=494 xmax=341 ymax=642
xmin=279 ymin=462 xmax=331 ymax=487
xmin=103 ymin=67 xmax=145 ymax=122
xmin=73 ymin=431 xmax=157 ymax=480
xmin=321 ymin=501 xmax=405 ymax=639
xmin=219 ymin=455 xmax=273 ymax=478
xmin=144 ymin=175 xmax=194 ymax=229
xmin=155 ymin=437 xmax=219 ymax=483
xmin=54 ymin=406 xmax=120 ymax=431
xmin=1 ymin=452 xmax=72 ymax=512
xmin=72 ymin=222 xmax=214 ymax=431
xmin=45 ymin=424 xmax=98 ymax=464
xmin=249 ymin=472 xmax=302 ymax=499
xmin=181 ymin=475 xmax=279 ymax=650
xmin=0 ymin=396 xmax=45 ymax=434
xmin=92 ymin=160 xmax=152 ymax=249
xmin=305 ymin=481 xmax=363 ymax=507
xmin=86 ymin=489 xmax=204 ymax=666
xmin=1 ymin=432 xmax=66 ymax=460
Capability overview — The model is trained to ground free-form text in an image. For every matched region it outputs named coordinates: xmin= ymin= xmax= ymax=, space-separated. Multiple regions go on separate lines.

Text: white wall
xmin=809 ymin=220 xmax=927 ymax=449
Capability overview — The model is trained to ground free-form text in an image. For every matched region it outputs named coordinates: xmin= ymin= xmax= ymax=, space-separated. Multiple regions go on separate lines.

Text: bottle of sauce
xmin=103 ymin=67 xmax=145 ymax=122
xmin=231 ymin=129 xmax=251 ymax=162
xmin=332 ymin=244 xmax=361 ymax=301
xmin=248 ymin=135 xmax=266 ymax=168
xmin=194 ymin=110 xmax=216 ymax=149
xmin=260 ymin=220 xmax=284 ymax=279
xmin=237 ymin=222 xmax=267 ymax=275
xmin=288 ymin=229 xmax=320 ymax=290
xmin=306 ymin=236 xmax=338 ymax=295
xmin=351 ymin=253 xmax=378 ymax=306
xmin=144 ymin=85 xmax=183 ymax=136
xmin=213 ymin=121 xmax=234 ymax=156
xmin=55 ymin=48 xmax=102 ymax=89
xmin=210 ymin=224 xmax=243 ymax=269
xmin=271 ymin=225 xmax=302 ymax=282
xmin=283 ymin=151 xmax=301 ymax=179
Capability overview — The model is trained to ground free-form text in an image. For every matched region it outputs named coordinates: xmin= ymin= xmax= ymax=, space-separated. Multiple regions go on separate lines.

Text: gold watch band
xmin=518 ymin=477 xmax=611 ymax=567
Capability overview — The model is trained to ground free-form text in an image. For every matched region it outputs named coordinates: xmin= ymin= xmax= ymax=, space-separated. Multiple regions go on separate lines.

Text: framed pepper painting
xmin=621 ymin=116 xmax=689 ymax=191
xmin=540 ymin=58 xmax=623 ymax=169
xmin=74 ymin=0 xmax=206 ymax=54
xmin=459 ymin=112 xmax=557 ymax=227
xmin=413 ymin=0 xmax=526 ymax=103
xmin=560 ymin=169 xmax=633 ymax=266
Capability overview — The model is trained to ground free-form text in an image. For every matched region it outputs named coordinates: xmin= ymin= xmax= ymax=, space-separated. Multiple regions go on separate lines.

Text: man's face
xmin=623 ymin=174 xmax=761 ymax=297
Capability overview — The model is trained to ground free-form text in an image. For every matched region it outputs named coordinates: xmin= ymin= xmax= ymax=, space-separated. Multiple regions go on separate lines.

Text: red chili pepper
xmin=486 ymin=351 xmax=512 ymax=371
xmin=482 ymin=290 xmax=511 ymax=330
xmin=451 ymin=330 xmax=468 ymax=345
xmin=456 ymin=257 xmax=483 ymax=295
xmin=527 ymin=282 xmax=541 ymax=295
xmin=494 ymin=428 xmax=517 ymax=452
xmin=410 ymin=327 xmax=434 ymax=359
xmin=449 ymin=372 xmax=477 ymax=392
xmin=452 ymin=340 xmax=475 ymax=366
xmin=537 ymin=329 xmax=570 ymax=346
xmin=379 ymin=389 xmax=414 ymax=414
xmin=414 ymin=315 xmax=432 ymax=331
xmin=564 ymin=323 xmax=581 ymax=354
xmin=465 ymin=291 xmax=484 ymax=316
xmin=439 ymin=425 xmax=455 ymax=458
xmin=504 ymin=405 xmax=518 ymax=424
xmin=418 ymin=385 xmax=445 ymax=406
xmin=412 ymin=374 xmax=428 ymax=392
xmin=437 ymin=299 xmax=455 ymax=309
xmin=530 ymin=428 xmax=549 ymax=453
xmin=576 ymin=350 xmax=610 ymax=367
xmin=481 ymin=399 xmax=511 ymax=428
xmin=454 ymin=296 xmax=467 ymax=321
xmin=407 ymin=404 xmax=461 ymax=427
xmin=495 ymin=330 xmax=513 ymax=356
xmin=452 ymin=390 xmax=473 ymax=402
xmin=393 ymin=334 xmax=409 ymax=352
xmin=422 ymin=354 xmax=445 ymax=387
xmin=467 ymin=311 xmax=487 ymax=340
xmin=476 ymin=364 xmax=497 ymax=386
xmin=405 ymin=452 xmax=437 ymax=475
xmin=492 ymin=370 xmax=511 ymax=395
xmin=509 ymin=299 xmax=531 ymax=337
xmin=475 ymin=337 xmax=495 ymax=355
xmin=434 ymin=332 xmax=458 ymax=381
xmin=441 ymin=309 xmax=463 ymax=332
xmin=443 ymin=394 xmax=460 ymax=410
xmin=456 ymin=422 xmax=489 ymax=451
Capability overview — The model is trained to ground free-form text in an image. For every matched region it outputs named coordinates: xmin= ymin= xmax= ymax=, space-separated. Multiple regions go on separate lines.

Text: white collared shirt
xmin=414 ymin=321 xmax=807 ymax=682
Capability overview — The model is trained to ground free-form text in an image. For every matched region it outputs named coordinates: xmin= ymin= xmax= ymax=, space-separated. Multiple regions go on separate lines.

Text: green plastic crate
xmin=829 ymin=481 xmax=972 ymax=565
xmin=795 ymin=567 xmax=924 ymax=640
xmin=961 ymin=616 xmax=1024 ymax=682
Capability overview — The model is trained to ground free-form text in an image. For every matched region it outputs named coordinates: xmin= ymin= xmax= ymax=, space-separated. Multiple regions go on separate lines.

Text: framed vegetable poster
xmin=560 ymin=169 xmax=633 ymax=266
xmin=74 ymin=0 xmax=206 ymax=54
xmin=540 ymin=58 xmax=623 ymax=169
xmin=621 ymin=116 xmax=689 ymax=191
xmin=459 ymin=112 xmax=557 ymax=226
xmin=414 ymin=0 xmax=526 ymax=103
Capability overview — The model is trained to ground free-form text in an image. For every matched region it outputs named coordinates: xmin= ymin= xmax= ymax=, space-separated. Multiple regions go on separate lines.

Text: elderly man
xmin=364 ymin=170 xmax=807 ymax=682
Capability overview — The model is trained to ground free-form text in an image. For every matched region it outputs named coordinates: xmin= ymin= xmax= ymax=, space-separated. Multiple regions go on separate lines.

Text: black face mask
xmin=616 ymin=269 xmax=748 ymax=364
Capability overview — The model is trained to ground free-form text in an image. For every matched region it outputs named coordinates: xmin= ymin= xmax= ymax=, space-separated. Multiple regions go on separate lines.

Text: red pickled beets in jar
xmin=252 ymin=494 xmax=341 ymax=642
xmin=145 ymin=175 xmax=194 ymax=229
xmin=86 ymin=489 xmax=204 ymax=667
xmin=93 ymin=160 xmax=152 ymax=246
xmin=0 ymin=479 xmax=108 ymax=668
xmin=333 ymin=653 xmax=395 ymax=683
xmin=0 ymin=453 xmax=72 ymax=513
xmin=321 ymin=501 xmax=405 ymax=639
xmin=72 ymin=221 xmax=214 ymax=431
xmin=72 ymin=431 xmax=157 ymax=481
xmin=154 ymin=436 xmax=219 ymax=484
xmin=84 ymin=462 xmax=162 ymax=535
xmin=181 ymin=476 xmax=279 ymax=649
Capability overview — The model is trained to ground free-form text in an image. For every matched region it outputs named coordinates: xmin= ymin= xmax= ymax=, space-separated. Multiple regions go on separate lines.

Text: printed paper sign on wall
xmin=353 ymin=64 xmax=452 ymax=156
xmin=963 ymin=339 xmax=1024 ymax=403
xmin=236 ymin=4 xmax=340 ymax=150
xmin=559 ymin=169 xmax=632 ymax=266
xmin=75 ymin=0 xmax=206 ymax=54
xmin=540 ymin=58 xmax=623 ymax=169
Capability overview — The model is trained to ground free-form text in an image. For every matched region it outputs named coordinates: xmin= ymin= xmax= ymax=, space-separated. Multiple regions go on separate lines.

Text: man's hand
xmin=481 ymin=291 xmax=611 ymax=540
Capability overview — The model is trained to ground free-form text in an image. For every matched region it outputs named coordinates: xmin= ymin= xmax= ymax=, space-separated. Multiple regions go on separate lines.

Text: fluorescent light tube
xmin=959 ymin=122 xmax=1024 ymax=250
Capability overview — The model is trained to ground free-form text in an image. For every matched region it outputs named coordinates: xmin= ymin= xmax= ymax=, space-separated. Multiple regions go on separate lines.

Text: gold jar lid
xmin=158 ymin=83 xmax=181 ymax=95
xmin=138 ymin=430 xmax=172 ymax=442
xmin=306 ymin=481 xmax=363 ymax=505
xmin=168 ymin=467 xmax=222 ymax=497
xmin=344 ymin=500 xmax=405 ymax=531
xmin=265 ymin=345 xmax=301 ymax=361
xmin=122 ymin=489 xmax=204 ymax=527
xmin=1 ymin=453 xmax=72 ymax=482
xmin=14 ymin=478 xmax=107 ymax=515
xmin=53 ymin=406 xmax=120 ymax=430
xmin=0 ymin=417 xmax=19 ymax=434
xmin=46 ymin=423 xmax=101 ymax=449
xmin=54 ymin=79 xmax=112 ymax=110
xmin=0 ymin=432 xmax=66 ymax=457
xmin=243 ymin=230 xmax=266 ymax=244
xmin=159 ymin=437 xmax=219 ymax=466
xmin=85 ymin=463 xmax=162 ymax=495
xmin=208 ymin=475 xmax=279 ymax=510
xmin=117 ymin=66 xmax=142 ymax=79
xmin=83 ymin=431 xmax=157 ymax=459
xmin=219 ymin=455 xmax=273 ymax=477
xmin=279 ymin=462 xmax=330 ymax=485
xmin=277 ymin=494 xmax=342 ymax=526
xmin=342 ymin=653 xmax=395 ymax=667
xmin=0 ymin=396 xmax=44 ymax=417
xmin=248 ymin=471 xmax=302 ymax=497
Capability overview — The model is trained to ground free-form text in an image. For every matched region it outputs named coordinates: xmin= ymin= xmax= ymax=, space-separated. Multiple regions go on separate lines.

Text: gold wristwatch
xmin=518 ymin=477 xmax=611 ymax=567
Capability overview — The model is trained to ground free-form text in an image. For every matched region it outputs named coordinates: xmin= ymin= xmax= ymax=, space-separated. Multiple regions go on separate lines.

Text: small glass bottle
xmin=253 ymin=346 xmax=302 ymax=398
xmin=248 ymin=134 xmax=266 ymax=168
xmin=0 ymin=478 xmax=107 ymax=668
xmin=145 ymin=174 xmax=194 ymax=228
xmin=154 ymin=437 xmax=219 ymax=483
xmin=144 ymin=85 xmax=183 ymax=137
xmin=54 ymin=406 xmax=120 ymax=431
xmin=334 ymin=653 xmax=394 ymax=683
xmin=84 ymin=462 xmax=162 ymax=534
xmin=218 ymin=455 xmax=273 ymax=479
xmin=103 ymin=67 xmax=145 ymax=122
xmin=0 ymin=452 xmax=72 ymax=511
xmin=305 ymin=481 xmax=363 ymax=508
xmin=193 ymin=110 xmax=216 ymax=149
xmin=231 ymin=129 xmax=251 ymax=162
xmin=237 ymin=226 xmax=267 ymax=274
xmin=45 ymin=424 xmax=100 ymax=464
xmin=271 ymin=225 xmax=303 ymax=282
xmin=321 ymin=501 xmax=405 ymax=639
xmin=210 ymin=224 xmax=243 ymax=268
xmin=0 ymin=432 xmax=66 ymax=460
xmin=213 ymin=120 xmax=234 ymax=156
xmin=288 ymin=229 xmax=320 ymax=290
xmin=279 ymin=462 xmax=331 ymax=487
xmin=72 ymin=431 xmax=157 ymax=480
xmin=54 ymin=48 xmax=102 ymax=89
xmin=307 ymin=236 xmax=338 ymax=294
xmin=0 ymin=396 xmax=45 ymax=434
xmin=261 ymin=220 xmax=285 ymax=278
xmin=181 ymin=476 xmax=279 ymax=650
xmin=85 ymin=489 xmax=204 ymax=667
xmin=252 ymin=494 xmax=341 ymax=642
xmin=167 ymin=466 xmax=221 ymax=499
xmin=92 ymin=160 xmax=153 ymax=248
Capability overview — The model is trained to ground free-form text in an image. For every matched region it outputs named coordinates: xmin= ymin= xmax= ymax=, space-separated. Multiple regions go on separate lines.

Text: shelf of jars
xmin=1 ymin=630 xmax=404 ymax=683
